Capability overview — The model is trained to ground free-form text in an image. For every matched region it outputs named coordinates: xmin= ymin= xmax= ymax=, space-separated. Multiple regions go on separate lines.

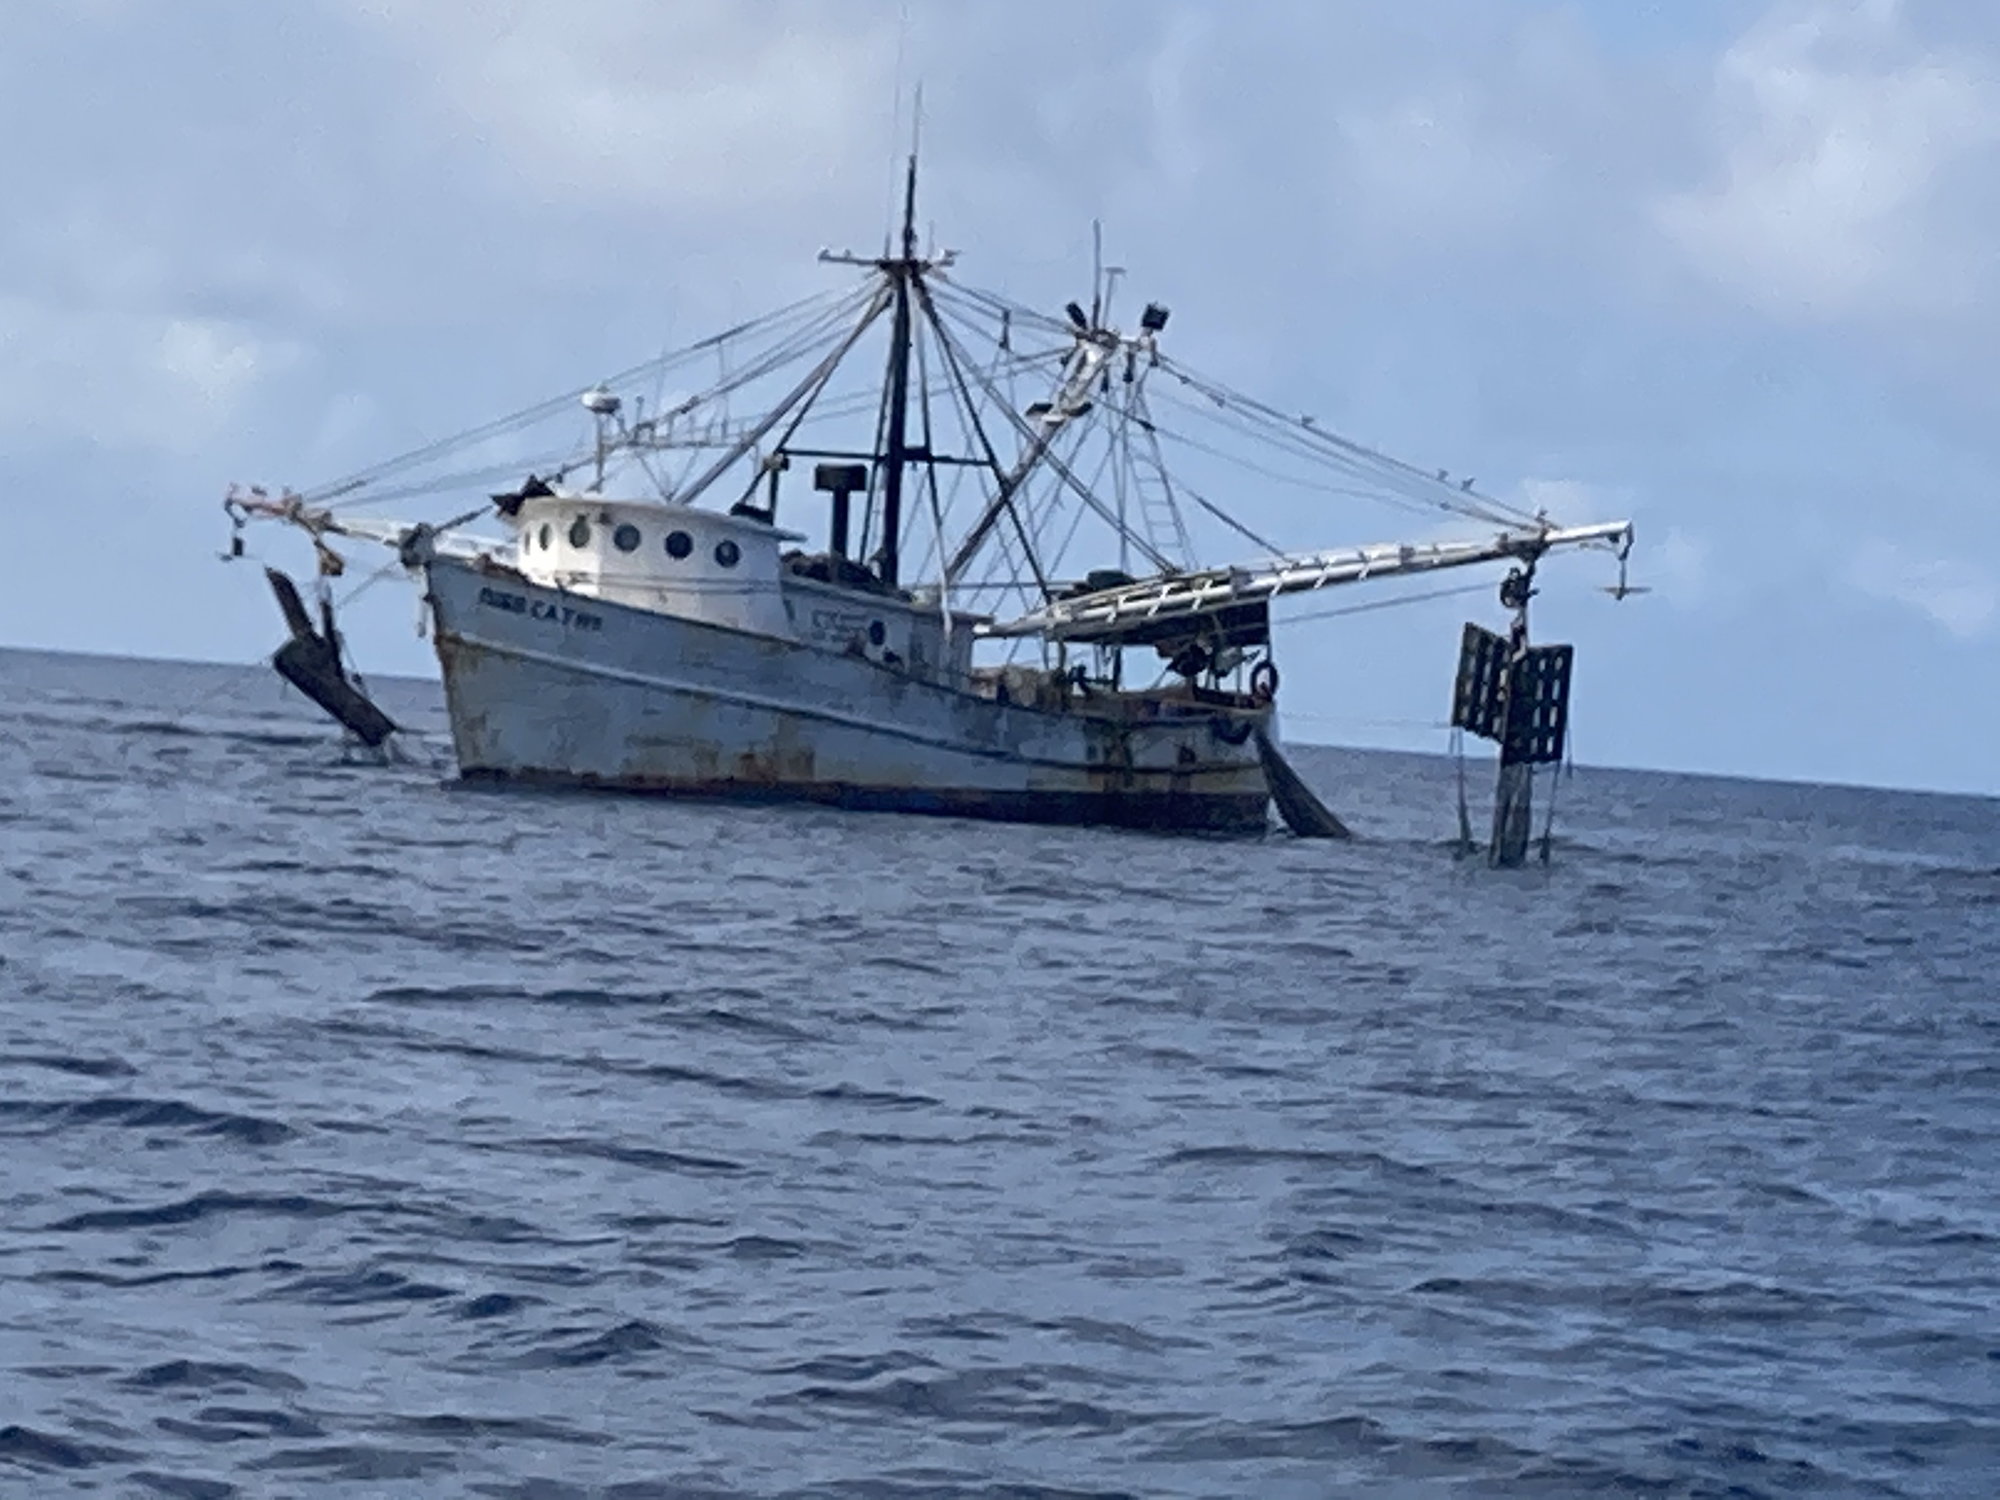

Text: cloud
xmin=1649 ymin=525 xmax=1712 ymax=608
xmin=343 ymin=1 xmax=901 ymax=221
xmin=1850 ymin=537 xmax=1996 ymax=638
xmin=1335 ymin=89 xmax=1552 ymax=239
xmin=0 ymin=297 xmax=300 ymax=454
xmin=1517 ymin=477 xmax=1611 ymax=521
xmin=1658 ymin=0 xmax=2000 ymax=323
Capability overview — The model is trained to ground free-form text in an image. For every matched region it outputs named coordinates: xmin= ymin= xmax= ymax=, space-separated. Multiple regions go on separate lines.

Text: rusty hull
xmin=427 ymin=557 xmax=1275 ymax=832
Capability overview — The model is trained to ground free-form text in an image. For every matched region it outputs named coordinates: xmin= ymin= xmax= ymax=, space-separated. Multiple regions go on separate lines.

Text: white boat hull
xmin=425 ymin=557 xmax=1275 ymax=832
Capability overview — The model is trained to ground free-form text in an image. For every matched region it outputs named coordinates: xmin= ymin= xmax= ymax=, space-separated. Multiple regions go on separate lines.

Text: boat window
xmin=665 ymin=530 xmax=693 ymax=560
xmin=537 ymin=523 xmax=552 ymax=550
xmin=714 ymin=538 xmax=741 ymax=568
xmin=568 ymin=515 xmax=591 ymax=548
xmin=867 ymin=620 xmax=886 ymax=647
xmin=613 ymin=523 xmax=641 ymax=553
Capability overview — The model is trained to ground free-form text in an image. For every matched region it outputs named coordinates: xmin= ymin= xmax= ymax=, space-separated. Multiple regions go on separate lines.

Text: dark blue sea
xmin=1 ymin=645 xmax=1995 ymax=1499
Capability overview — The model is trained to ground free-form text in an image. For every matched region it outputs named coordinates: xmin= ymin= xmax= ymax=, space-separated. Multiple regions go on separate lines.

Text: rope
xmin=1453 ymin=726 xmax=1475 ymax=857
xmin=1540 ymin=709 xmax=1577 ymax=864
xmin=1538 ymin=760 xmax=1559 ymax=865
xmin=1282 ymin=711 xmax=1454 ymax=730
xmin=927 ymin=274 xmax=1563 ymax=590
xmin=307 ymin=284 xmax=875 ymax=511
xmin=1281 ymin=579 xmax=1492 ymax=626
xmin=1153 ymin=355 xmax=1544 ymax=530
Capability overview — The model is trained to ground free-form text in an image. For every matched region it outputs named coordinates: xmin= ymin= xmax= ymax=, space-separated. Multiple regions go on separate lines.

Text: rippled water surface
xmin=1 ymin=646 xmax=1996 ymax=1498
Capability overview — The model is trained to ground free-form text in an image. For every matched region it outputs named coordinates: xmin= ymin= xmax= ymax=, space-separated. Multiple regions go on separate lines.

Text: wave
xmin=0 ymin=1423 xmax=136 ymax=1471
xmin=0 ymin=1096 xmax=295 ymax=1146
xmin=46 ymin=1191 xmax=354 ymax=1233
xmin=509 ymin=1318 xmax=690 ymax=1371
xmin=119 ymin=1361 xmax=307 ymax=1395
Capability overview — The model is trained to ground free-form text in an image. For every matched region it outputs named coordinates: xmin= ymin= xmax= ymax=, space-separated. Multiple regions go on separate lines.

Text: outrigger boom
xmin=234 ymin=484 xmax=1632 ymax=658
xmin=986 ymin=521 xmax=1633 ymax=640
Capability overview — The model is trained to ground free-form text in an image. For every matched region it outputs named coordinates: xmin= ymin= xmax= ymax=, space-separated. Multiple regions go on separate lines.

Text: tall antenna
xmin=884 ymin=3 xmax=911 ymax=255
xmin=904 ymin=85 xmax=923 ymax=260
xmin=1091 ymin=219 xmax=1104 ymax=327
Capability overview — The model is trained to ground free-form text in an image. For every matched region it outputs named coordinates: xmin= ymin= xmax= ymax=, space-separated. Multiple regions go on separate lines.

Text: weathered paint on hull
xmin=456 ymin=767 xmax=1271 ymax=831
xmin=426 ymin=557 xmax=1275 ymax=833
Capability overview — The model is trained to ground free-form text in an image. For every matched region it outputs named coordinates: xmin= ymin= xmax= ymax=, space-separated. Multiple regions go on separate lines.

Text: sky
xmin=1 ymin=0 xmax=1996 ymax=796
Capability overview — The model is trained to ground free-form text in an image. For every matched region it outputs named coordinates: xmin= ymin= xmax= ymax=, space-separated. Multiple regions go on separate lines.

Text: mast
xmin=877 ymin=154 xmax=919 ymax=589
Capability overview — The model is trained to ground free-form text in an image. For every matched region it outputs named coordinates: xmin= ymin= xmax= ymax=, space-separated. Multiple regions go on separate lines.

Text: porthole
xmin=664 ymin=530 xmax=694 ymax=560
xmin=867 ymin=619 xmax=886 ymax=647
xmin=568 ymin=515 xmax=591 ymax=548
xmin=537 ymin=522 xmax=552 ymax=550
xmin=714 ymin=538 xmax=741 ymax=568
xmin=612 ymin=522 xmax=641 ymax=553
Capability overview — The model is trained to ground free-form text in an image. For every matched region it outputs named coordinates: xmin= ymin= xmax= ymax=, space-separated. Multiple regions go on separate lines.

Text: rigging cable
xmin=1145 ymin=381 xmax=1532 ymax=531
xmin=912 ymin=280 xmax=1054 ymax=597
xmin=926 ymin=298 xmax=1176 ymax=579
xmin=668 ymin=284 xmax=895 ymax=511
xmin=1145 ymin=388 xmax=1476 ymax=524
xmin=932 ymin=273 xmax=1554 ymax=540
xmin=1282 ymin=578 xmax=1493 ymax=626
xmin=304 ymin=284 xmax=869 ymax=511
xmin=1155 ymin=355 xmax=1545 ymax=529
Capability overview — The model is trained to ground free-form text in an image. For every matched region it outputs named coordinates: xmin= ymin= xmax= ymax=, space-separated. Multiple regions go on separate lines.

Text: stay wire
xmin=1281 ymin=579 xmax=1493 ymax=626
xmin=1154 ymin=355 xmax=1544 ymax=529
xmin=308 ymin=284 xmax=872 ymax=511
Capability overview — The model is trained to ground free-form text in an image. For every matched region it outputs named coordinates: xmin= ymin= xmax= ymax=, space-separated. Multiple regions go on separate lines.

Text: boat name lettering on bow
xmin=478 ymin=587 xmax=604 ymax=632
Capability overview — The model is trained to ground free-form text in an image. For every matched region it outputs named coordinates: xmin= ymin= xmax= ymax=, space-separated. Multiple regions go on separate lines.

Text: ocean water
xmin=0 ymin=643 xmax=1995 ymax=1499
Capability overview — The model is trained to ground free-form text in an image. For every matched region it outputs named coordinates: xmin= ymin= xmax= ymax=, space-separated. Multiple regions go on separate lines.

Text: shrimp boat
xmin=226 ymin=162 xmax=1632 ymax=835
